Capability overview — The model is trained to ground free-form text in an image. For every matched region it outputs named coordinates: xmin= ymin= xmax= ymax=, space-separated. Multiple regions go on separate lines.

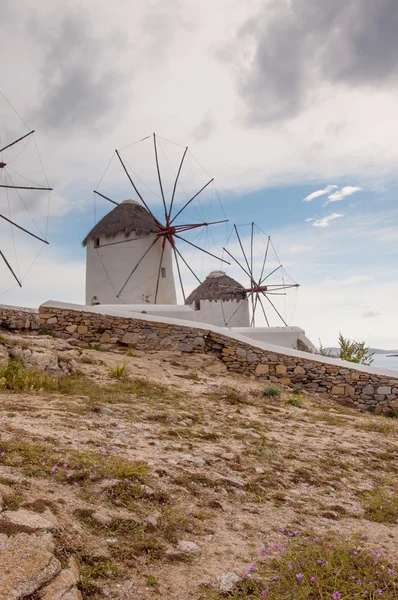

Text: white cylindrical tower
xmin=83 ymin=200 xmax=176 ymax=305
xmin=185 ymin=270 xmax=250 ymax=327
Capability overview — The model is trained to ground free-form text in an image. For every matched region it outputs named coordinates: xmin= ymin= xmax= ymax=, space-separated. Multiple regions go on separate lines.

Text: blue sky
xmin=1 ymin=0 xmax=398 ymax=348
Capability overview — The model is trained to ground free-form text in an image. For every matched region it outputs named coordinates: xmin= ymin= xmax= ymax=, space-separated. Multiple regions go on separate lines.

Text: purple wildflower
xmin=296 ymin=573 xmax=303 ymax=581
xmin=332 ymin=593 xmax=342 ymax=599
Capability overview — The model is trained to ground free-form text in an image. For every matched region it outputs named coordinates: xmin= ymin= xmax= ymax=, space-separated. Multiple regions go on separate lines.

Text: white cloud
xmin=362 ymin=309 xmax=382 ymax=318
xmin=325 ymin=275 xmax=373 ymax=286
xmin=326 ymin=186 xmax=362 ymax=203
xmin=305 ymin=217 xmax=315 ymax=222
xmin=303 ymin=185 xmax=337 ymax=202
xmin=312 ymin=213 xmax=344 ymax=228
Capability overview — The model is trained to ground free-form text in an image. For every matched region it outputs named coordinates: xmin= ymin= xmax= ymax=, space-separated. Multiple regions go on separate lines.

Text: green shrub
xmin=263 ymin=385 xmax=282 ymax=398
xmin=109 ymin=362 xmax=128 ymax=379
xmin=317 ymin=333 xmax=374 ymax=365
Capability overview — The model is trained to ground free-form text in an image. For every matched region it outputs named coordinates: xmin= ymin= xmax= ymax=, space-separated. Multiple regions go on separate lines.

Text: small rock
xmin=91 ymin=511 xmax=112 ymax=526
xmin=98 ymin=479 xmax=120 ymax=490
xmin=105 ymin=538 xmax=118 ymax=545
xmin=142 ymin=485 xmax=155 ymax=496
xmin=0 ymin=532 xmax=61 ymax=599
xmin=177 ymin=540 xmax=200 ymax=553
xmin=213 ymin=473 xmax=244 ymax=488
xmin=218 ymin=572 xmax=240 ymax=592
xmin=180 ymin=454 xmax=206 ymax=466
xmin=179 ymin=411 xmax=195 ymax=418
xmin=133 ymin=423 xmax=150 ymax=431
xmin=99 ymin=407 xmax=113 ymax=415
xmin=39 ymin=557 xmax=81 ymax=600
xmin=221 ymin=453 xmax=235 ymax=461
xmin=0 ymin=508 xmax=58 ymax=532
xmin=255 ymin=467 xmax=264 ymax=474
xmin=322 ymin=510 xmax=340 ymax=520
xmin=146 ymin=511 xmax=161 ymax=528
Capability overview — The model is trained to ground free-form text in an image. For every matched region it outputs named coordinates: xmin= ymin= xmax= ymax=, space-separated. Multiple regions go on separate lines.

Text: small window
xmin=94 ymin=238 xmax=100 ymax=248
xmin=195 ymin=299 xmax=200 ymax=311
xmin=161 ymin=267 xmax=166 ymax=278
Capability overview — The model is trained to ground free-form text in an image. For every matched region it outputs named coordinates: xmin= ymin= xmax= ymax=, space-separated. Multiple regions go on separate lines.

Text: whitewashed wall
xmin=85 ymin=231 xmax=176 ymax=306
xmin=230 ymin=326 xmax=316 ymax=352
xmin=186 ymin=298 xmax=250 ymax=327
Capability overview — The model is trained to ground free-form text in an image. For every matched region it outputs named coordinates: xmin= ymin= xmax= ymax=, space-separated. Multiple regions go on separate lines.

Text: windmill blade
xmin=234 ymin=224 xmax=255 ymax=285
xmin=93 ymin=190 xmax=162 ymax=231
xmin=172 ymin=245 xmax=186 ymax=303
xmin=260 ymin=264 xmax=283 ymax=284
xmin=174 ymin=245 xmax=227 ymax=322
xmin=0 ymin=214 xmax=48 ymax=244
xmin=174 ymin=234 xmax=230 ymax=264
xmin=257 ymin=294 xmax=270 ymax=326
xmin=222 ymin=247 xmax=252 ymax=280
xmin=154 ymin=238 xmax=166 ymax=304
xmin=0 ymin=250 xmax=22 ymax=287
xmin=261 ymin=292 xmax=287 ymax=326
xmin=169 ymin=146 xmax=188 ymax=220
xmin=153 ymin=133 xmax=168 ymax=221
xmin=0 ymin=184 xmax=52 ymax=191
xmin=259 ymin=235 xmax=271 ymax=283
xmin=115 ymin=149 xmax=155 ymax=217
xmin=0 ymin=130 xmax=35 ymax=154
xmin=169 ymin=178 xmax=214 ymax=225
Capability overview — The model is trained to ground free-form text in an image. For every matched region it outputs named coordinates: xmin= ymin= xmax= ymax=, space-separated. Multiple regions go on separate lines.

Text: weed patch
xmin=202 ymin=533 xmax=398 ymax=599
xmin=287 ymin=394 xmax=303 ymax=408
xmin=362 ymin=487 xmax=398 ymax=523
xmin=0 ymin=438 xmax=149 ymax=482
xmin=263 ymin=385 xmax=281 ymax=398
xmin=207 ymin=384 xmax=256 ymax=406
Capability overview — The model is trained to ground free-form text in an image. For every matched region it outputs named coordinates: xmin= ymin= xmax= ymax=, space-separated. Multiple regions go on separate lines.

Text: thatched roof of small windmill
xmin=185 ymin=271 xmax=247 ymax=304
xmin=82 ymin=200 xmax=159 ymax=246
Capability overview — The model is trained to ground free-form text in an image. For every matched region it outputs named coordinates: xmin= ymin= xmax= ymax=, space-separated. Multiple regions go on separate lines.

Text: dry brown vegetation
xmin=0 ymin=332 xmax=398 ymax=599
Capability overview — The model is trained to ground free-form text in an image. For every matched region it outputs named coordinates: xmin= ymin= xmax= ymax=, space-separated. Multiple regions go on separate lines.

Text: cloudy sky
xmin=1 ymin=0 xmax=397 ymax=348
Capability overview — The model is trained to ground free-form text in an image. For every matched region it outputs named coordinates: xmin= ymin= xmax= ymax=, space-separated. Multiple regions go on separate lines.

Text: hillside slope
xmin=0 ymin=332 xmax=397 ymax=599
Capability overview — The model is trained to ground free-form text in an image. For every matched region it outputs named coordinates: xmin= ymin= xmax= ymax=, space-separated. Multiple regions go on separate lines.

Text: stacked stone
xmin=39 ymin=305 xmax=209 ymax=353
xmin=38 ymin=304 xmax=398 ymax=414
xmin=0 ymin=304 xmax=40 ymax=331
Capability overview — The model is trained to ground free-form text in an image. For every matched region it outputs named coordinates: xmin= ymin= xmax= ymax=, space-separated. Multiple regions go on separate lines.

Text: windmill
xmin=223 ymin=223 xmax=299 ymax=326
xmin=88 ymin=133 xmax=229 ymax=306
xmin=0 ymin=127 xmax=52 ymax=291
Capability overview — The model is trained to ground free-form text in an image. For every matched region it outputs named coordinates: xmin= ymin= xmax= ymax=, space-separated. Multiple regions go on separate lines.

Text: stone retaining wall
xmin=0 ymin=304 xmax=39 ymax=331
xmin=38 ymin=303 xmax=398 ymax=415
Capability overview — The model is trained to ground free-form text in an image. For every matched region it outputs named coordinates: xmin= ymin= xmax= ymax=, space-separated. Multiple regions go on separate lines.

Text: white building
xmin=83 ymin=200 xmax=176 ymax=306
xmin=185 ymin=270 xmax=250 ymax=327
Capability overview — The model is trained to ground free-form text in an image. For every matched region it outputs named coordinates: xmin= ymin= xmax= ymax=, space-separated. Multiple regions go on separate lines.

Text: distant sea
xmin=371 ymin=354 xmax=398 ymax=372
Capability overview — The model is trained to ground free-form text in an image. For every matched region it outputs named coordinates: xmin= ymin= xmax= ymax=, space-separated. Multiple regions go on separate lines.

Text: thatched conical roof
xmin=82 ymin=200 xmax=159 ymax=246
xmin=185 ymin=271 xmax=247 ymax=304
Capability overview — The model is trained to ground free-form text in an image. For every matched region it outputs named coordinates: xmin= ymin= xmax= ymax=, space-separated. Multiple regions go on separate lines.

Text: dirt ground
xmin=0 ymin=333 xmax=397 ymax=599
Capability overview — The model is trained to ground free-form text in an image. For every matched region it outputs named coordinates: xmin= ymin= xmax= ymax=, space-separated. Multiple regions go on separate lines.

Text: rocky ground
xmin=0 ymin=332 xmax=397 ymax=599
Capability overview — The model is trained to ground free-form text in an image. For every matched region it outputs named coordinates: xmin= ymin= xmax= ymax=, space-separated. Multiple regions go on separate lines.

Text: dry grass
xmin=202 ymin=533 xmax=398 ymax=599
